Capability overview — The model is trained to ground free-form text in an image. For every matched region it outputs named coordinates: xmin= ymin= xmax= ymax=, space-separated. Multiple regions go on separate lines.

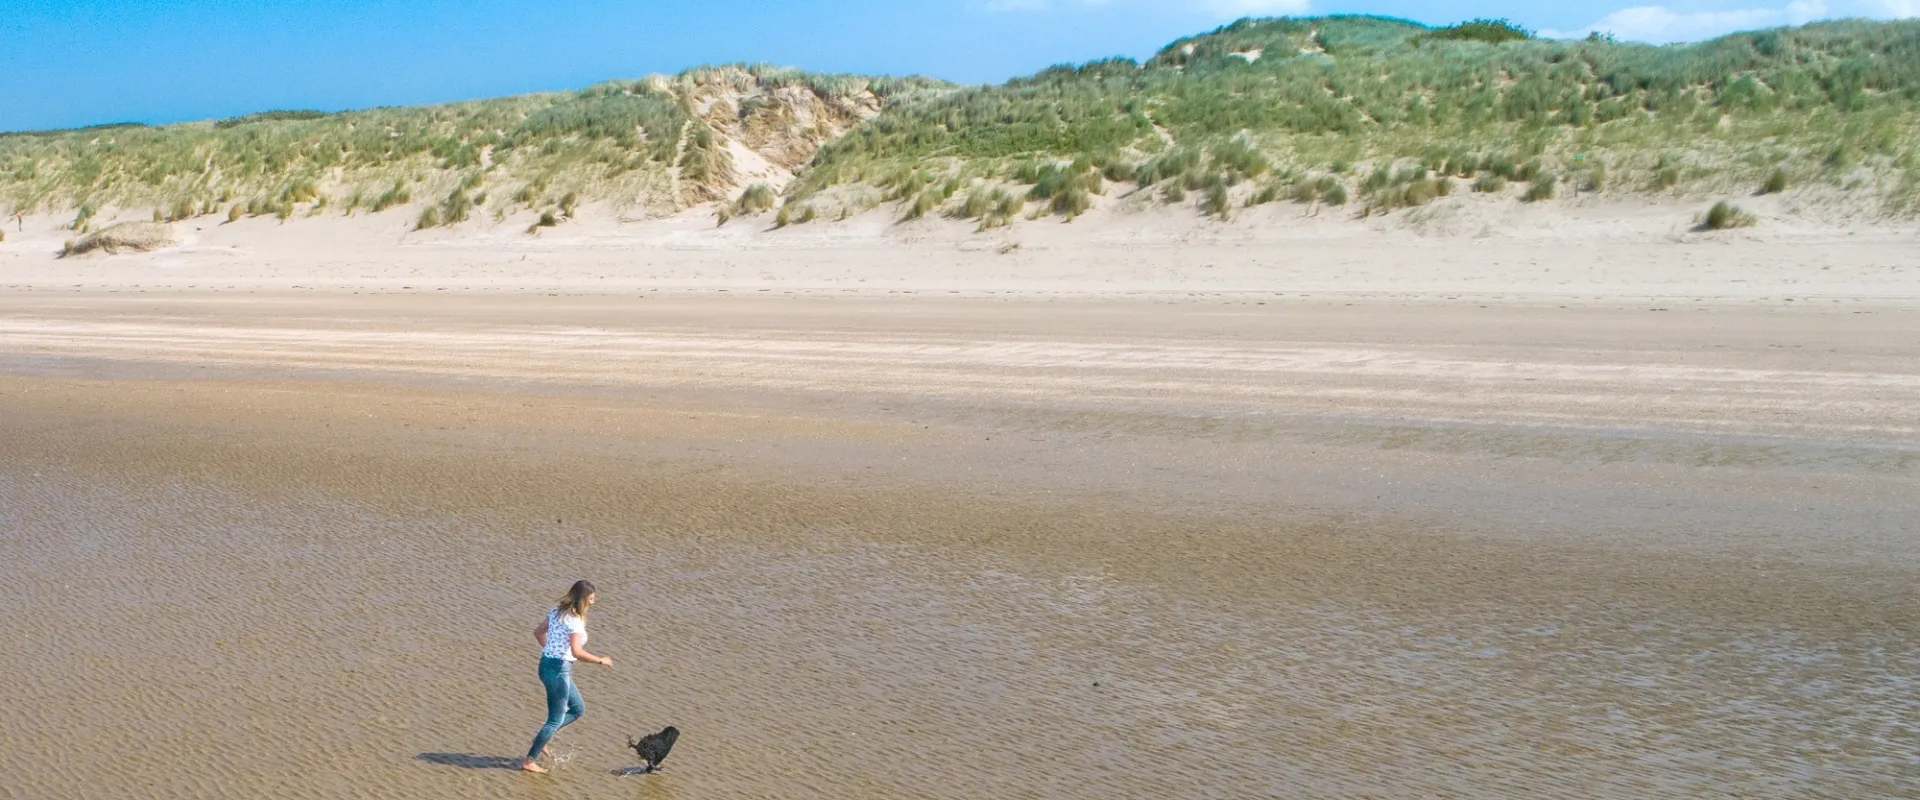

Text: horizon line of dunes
xmin=9 ymin=15 xmax=1920 ymax=236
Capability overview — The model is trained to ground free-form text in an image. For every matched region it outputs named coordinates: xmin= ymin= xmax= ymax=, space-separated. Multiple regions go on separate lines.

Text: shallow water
xmin=4 ymin=295 xmax=1920 ymax=797
xmin=3 ymin=401 xmax=1918 ymax=799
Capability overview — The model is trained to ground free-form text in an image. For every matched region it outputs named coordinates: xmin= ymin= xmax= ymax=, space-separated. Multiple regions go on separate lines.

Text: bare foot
xmin=543 ymin=746 xmax=553 ymax=759
xmin=521 ymin=759 xmax=549 ymax=774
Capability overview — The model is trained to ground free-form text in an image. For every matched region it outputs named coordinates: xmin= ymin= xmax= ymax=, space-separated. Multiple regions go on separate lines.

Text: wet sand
xmin=3 ymin=292 xmax=1919 ymax=798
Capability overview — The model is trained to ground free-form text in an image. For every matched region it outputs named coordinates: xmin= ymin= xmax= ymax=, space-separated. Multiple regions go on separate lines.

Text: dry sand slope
xmin=3 ymin=198 xmax=1919 ymax=302
xmin=3 ymin=288 xmax=1920 ymax=799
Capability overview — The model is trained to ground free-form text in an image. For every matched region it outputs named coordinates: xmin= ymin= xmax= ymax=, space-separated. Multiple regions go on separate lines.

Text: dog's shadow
xmin=416 ymin=753 xmax=522 ymax=770
xmin=612 ymin=765 xmax=663 ymax=777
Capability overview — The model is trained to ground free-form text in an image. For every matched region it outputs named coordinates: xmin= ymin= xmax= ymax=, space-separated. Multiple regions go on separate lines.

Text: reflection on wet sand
xmin=2 ymin=295 xmax=1918 ymax=798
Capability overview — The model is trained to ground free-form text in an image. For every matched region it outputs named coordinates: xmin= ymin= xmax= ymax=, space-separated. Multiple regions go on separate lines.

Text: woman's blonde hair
xmin=557 ymin=580 xmax=596 ymax=618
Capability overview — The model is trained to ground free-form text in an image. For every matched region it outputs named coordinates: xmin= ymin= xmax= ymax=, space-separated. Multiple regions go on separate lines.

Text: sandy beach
xmin=4 ymin=223 xmax=1920 ymax=798
xmin=12 ymin=6 xmax=1920 ymax=796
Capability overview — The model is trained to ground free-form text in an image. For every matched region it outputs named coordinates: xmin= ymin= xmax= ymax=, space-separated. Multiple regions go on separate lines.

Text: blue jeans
xmin=526 ymin=657 xmax=584 ymax=761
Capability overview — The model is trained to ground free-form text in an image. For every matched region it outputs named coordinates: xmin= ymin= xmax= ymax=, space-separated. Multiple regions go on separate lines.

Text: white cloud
xmin=984 ymin=0 xmax=1309 ymax=17
xmin=1880 ymin=0 xmax=1920 ymax=16
xmin=1541 ymin=1 xmax=1828 ymax=43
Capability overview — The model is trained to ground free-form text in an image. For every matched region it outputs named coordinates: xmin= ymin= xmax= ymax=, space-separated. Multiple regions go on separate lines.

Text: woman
xmin=522 ymin=580 xmax=613 ymax=773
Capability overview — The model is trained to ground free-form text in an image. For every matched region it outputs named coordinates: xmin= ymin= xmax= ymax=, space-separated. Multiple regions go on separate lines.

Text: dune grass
xmin=5 ymin=16 xmax=1919 ymax=229
xmin=1703 ymin=200 xmax=1758 ymax=229
xmin=1762 ymin=168 xmax=1790 ymax=194
xmin=790 ymin=16 xmax=1920 ymax=220
xmin=735 ymin=183 xmax=777 ymax=215
xmin=0 ymin=65 xmax=943 ymax=224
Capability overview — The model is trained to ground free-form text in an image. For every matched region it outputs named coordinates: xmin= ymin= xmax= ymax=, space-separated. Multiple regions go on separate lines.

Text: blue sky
xmin=1 ymin=0 xmax=1914 ymax=133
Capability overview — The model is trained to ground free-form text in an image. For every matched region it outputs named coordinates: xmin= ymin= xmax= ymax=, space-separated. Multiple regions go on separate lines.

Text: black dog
xmin=627 ymin=726 xmax=679 ymax=774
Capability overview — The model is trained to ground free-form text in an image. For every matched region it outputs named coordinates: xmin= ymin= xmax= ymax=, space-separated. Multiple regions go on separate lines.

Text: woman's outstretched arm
xmin=570 ymin=633 xmax=612 ymax=668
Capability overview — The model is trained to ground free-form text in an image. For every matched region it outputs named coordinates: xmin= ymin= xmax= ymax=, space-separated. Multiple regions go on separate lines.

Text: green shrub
xmin=559 ymin=191 xmax=579 ymax=218
xmin=372 ymin=181 xmax=411 ymax=212
xmin=1028 ymin=164 xmax=1081 ymax=201
xmin=1473 ymin=174 xmax=1508 ymax=193
xmin=1370 ymin=178 xmax=1448 ymax=212
xmin=1524 ymin=173 xmax=1558 ymax=202
xmin=1210 ymin=138 xmax=1269 ymax=181
xmin=736 ymin=183 xmax=777 ymax=214
xmin=1703 ymin=201 xmax=1757 ymax=229
xmin=227 ymin=204 xmax=244 ymax=223
xmin=1446 ymin=151 xmax=1478 ymax=177
xmin=1080 ymin=170 xmax=1104 ymax=196
xmin=1762 ymin=169 xmax=1789 ymax=194
xmin=1363 ymin=167 xmax=1392 ymax=194
xmin=1136 ymin=146 xmax=1201 ymax=187
xmin=958 ymin=187 xmax=994 ymax=219
xmin=282 ymin=178 xmax=320 ymax=204
xmin=975 ymin=189 xmax=1024 ymax=229
xmin=1320 ymin=179 xmax=1348 ymax=206
xmin=1404 ymin=179 xmax=1437 ymax=205
xmin=442 ymin=188 xmax=471 ymax=225
xmin=213 ymin=109 xmax=332 ymax=128
xmin=1827 ymin=144 xmax=1853 ymax=171
xmin=416 ymin=205 xmax=442 ymax=230
xmin=1413 ymin=18 xmax=1534 ymax=45
xmin=1053 ymin=182 xmax=1092 ymax=218
xmin=1204 ymin=176 xmax=1231 ymax=220
xmin=1291 ymin=179 xmax=1320 ymax=204
xmin=904 ymin=188 xmax=943 ymax=220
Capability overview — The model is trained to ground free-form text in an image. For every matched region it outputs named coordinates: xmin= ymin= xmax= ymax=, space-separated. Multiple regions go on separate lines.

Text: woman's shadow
xmin=416 ymin=753 xmax=523 ymax=770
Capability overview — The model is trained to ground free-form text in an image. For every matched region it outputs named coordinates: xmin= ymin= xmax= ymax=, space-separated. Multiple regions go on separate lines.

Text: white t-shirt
xmin=543 ymin=609 xmax=587 ymax=661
